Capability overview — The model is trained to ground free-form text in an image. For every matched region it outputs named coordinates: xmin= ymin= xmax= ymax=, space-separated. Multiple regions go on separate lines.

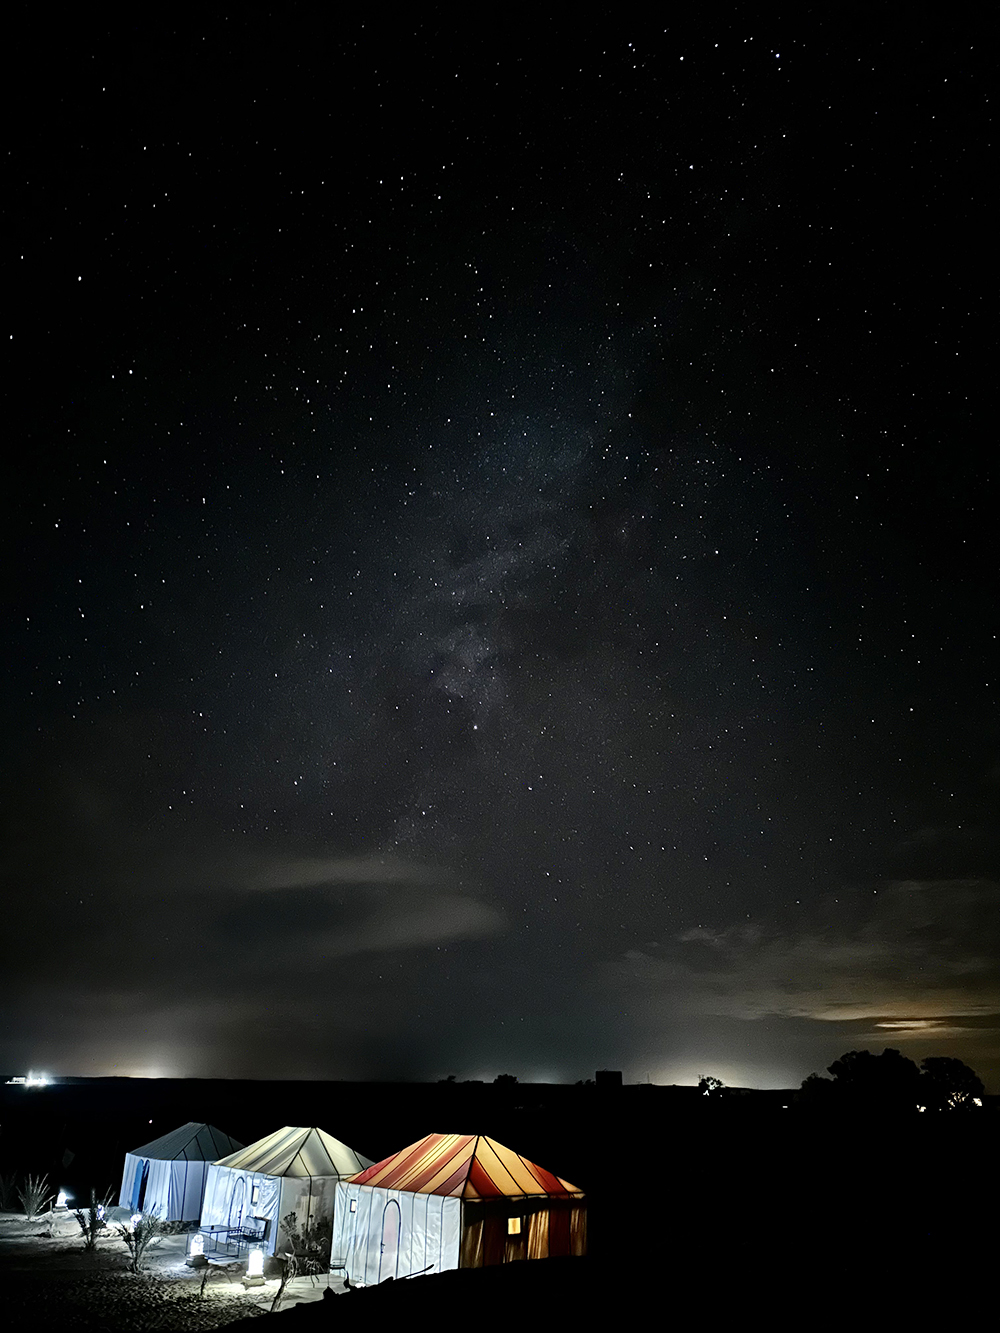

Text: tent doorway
xmin=228 ymin=1177 xmax=246 ymax=1230
xmin=132 ymin=1160 xmax=150 ymax=1212
xmin=378 ymin=1200 xmax=401 ymax=1282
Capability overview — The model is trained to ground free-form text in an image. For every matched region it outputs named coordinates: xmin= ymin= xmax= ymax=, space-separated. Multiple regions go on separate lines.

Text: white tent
xmin=119 ymin=1122 xmax=244 ymax=1222
xmin=200 ymin=1125 xmax=372 ymax=1256
xmin=332 ymin=1132 xmax=586 ymax=1285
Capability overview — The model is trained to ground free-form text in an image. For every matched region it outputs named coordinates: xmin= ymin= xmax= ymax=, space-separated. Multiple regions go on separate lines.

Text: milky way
xmin=3 ymin=18 xmax=995 ymax=1088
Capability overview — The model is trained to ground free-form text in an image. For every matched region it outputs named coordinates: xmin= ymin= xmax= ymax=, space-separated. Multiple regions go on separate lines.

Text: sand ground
xmin=0 ymin=1209 xmax=344 ymax=1330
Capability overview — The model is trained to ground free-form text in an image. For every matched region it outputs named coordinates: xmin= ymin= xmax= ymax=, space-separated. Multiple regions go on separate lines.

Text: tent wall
xmin=119 ymin=1153 xmax=207 ymax=1222
xmin=170 ymin=1161 xmax=209 ymax=1222
xmin=459 ymin=1199 xmax=587 ymax=1267
xmin=201 ymin=1164 xmax=341 ymax=1256
xmin=201 ymin=1164 xmax=281 ymax=1251
xmin=200 ymin=1163 xmax=232 ymax=1230
xmin=119 ymin=1153 xmax=140 ymax=1211
xmin=274 ymin=1174 xmax=339 ymax=1254
xmin=334 ymin=1181 xmax=461 ymax=1284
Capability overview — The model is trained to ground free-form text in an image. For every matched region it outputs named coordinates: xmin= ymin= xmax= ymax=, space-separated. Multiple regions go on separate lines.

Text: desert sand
xmin=0 ymin=1208 xmax=340 ymax=1330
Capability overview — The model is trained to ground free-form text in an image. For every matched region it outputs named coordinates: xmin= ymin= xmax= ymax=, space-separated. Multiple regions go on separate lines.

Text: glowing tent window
xmin=507 ymin=1217 xmax=522 ymax=1235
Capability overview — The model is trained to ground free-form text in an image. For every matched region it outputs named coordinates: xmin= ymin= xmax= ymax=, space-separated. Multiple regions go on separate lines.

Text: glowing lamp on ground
xmin=130 ymin=1213 xmax=142 ymax=1230
xmin=56 ymin=1191 xmax=69 ymax=1209
xmin=243 ymin=1246 xmax=266 ymax=1287
xmin=186 ymin=1232 xmax=208 ymax=1268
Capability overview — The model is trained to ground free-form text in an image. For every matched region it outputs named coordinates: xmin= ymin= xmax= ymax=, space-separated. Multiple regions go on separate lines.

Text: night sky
xmin=4 ymin=18 xmax=996 ymax=1091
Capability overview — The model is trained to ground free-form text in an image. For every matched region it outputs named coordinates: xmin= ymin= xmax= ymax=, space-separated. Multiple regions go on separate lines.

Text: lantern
xmin=186 ymin=1231 xmax=208 ymax=1268
xmin=243 ymin=1246 xmax=265 ymax=1286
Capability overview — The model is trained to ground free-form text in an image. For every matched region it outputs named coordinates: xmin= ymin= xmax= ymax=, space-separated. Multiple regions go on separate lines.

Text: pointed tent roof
xmin=214 ymin=1126 xmax=371 ymax=1179
xmin=127 ymin=1122 xmax=244 ymax=1162
xmin=350 ymin=1133 xmax=584 ymax=1202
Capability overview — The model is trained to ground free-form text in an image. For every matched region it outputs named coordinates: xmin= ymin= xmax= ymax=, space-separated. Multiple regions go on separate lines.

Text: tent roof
xmin=350 ymin=1133 xmax=584 ymax=1202
xmin=127 ymin=1122 xmax=244 ymax=1162
xmin=214 ymin=1126 xmax=371 ymax=1178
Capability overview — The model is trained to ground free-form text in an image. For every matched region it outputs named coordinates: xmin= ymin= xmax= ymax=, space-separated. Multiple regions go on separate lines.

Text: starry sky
xmin=4 ymin=17 xmax=996 ymax=1090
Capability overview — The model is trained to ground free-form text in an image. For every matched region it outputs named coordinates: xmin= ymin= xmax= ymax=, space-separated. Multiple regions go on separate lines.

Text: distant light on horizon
xmin=4 ymin=1071 xmax=53 ymax=1088
xmin=649 ymin=1063 xmax=800 ymax=1090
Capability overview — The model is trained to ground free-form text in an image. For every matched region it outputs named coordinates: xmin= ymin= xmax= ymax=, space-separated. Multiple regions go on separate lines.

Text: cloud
xmin=0 ymin=830 xmax=506 ymax=1077
xmin=163 ymin=850 xmax=445 ymax=892
xmin=605 ymin=879 xmax=1000 ymax=1030
xmin=2 ymin=802 xmax=504 ymax=988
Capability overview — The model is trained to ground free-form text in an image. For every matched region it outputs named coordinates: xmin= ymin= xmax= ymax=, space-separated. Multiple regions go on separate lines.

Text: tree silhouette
xmin=919 ymin=1057 xmax=985 ymax=1111
xmin=796 ymin=1072 xmax=837 ymax=1107
xmin=825 ymin=1048 xmax=921 ymax=1113
xmin=697 ymin=1075 xmax=726 ymax=1099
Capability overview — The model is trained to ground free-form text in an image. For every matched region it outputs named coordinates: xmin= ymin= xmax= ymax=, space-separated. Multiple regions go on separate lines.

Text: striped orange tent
xmin=331 ymin=1132 xmax=586 ymax=1285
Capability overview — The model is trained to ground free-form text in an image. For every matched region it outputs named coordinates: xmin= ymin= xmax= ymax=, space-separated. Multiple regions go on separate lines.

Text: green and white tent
xmin=200 ymin=1125 xmax=372 ymax=1255
xmin=119 ymin=1122 xmax=244 ymax=1222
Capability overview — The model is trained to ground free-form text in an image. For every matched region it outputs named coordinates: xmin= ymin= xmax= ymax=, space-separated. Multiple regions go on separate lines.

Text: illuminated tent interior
xmin=332 ymin=1132 xmax=586 ymax=1284
xmin=118 ymin=1121 xmax=244 ymax=1222
xmin=200 ymin=1125 xmax=373 ymax=1255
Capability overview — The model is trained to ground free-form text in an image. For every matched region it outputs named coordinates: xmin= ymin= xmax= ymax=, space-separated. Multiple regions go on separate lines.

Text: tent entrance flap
xmin=228 ymin=1176 xmax=246 ymax=1229
xmin=134 ymin=1160 xmax=150 ymax=1212
xmin=379 ymin=1201 xmax=401 ymax=1283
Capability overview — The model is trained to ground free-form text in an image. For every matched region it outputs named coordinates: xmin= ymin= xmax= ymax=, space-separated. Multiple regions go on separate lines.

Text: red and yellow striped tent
xmin=332 ymin=1133 xmax=586 ymax=1283
xmin=352 ymin=1132 xmax=584 ymax=1202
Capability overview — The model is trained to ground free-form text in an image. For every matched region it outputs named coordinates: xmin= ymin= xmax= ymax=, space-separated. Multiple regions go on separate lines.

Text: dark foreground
xmin=1 ymin=1078 xmax=995 ymax=1329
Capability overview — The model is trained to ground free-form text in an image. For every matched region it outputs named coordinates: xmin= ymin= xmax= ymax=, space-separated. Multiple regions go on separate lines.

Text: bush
xmin=281 ymin=1210 xmax=333 ymax=1275
xmin=270 ymin=1210 xmax=334 ymax=1311
xmin=17 ymin=1173 xmax=54 ymax=1221
xmin=74 ymin=1188 xmax=114 ymax=1251
xmin=115 ymin=1207 xmax=163 ymax=1273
